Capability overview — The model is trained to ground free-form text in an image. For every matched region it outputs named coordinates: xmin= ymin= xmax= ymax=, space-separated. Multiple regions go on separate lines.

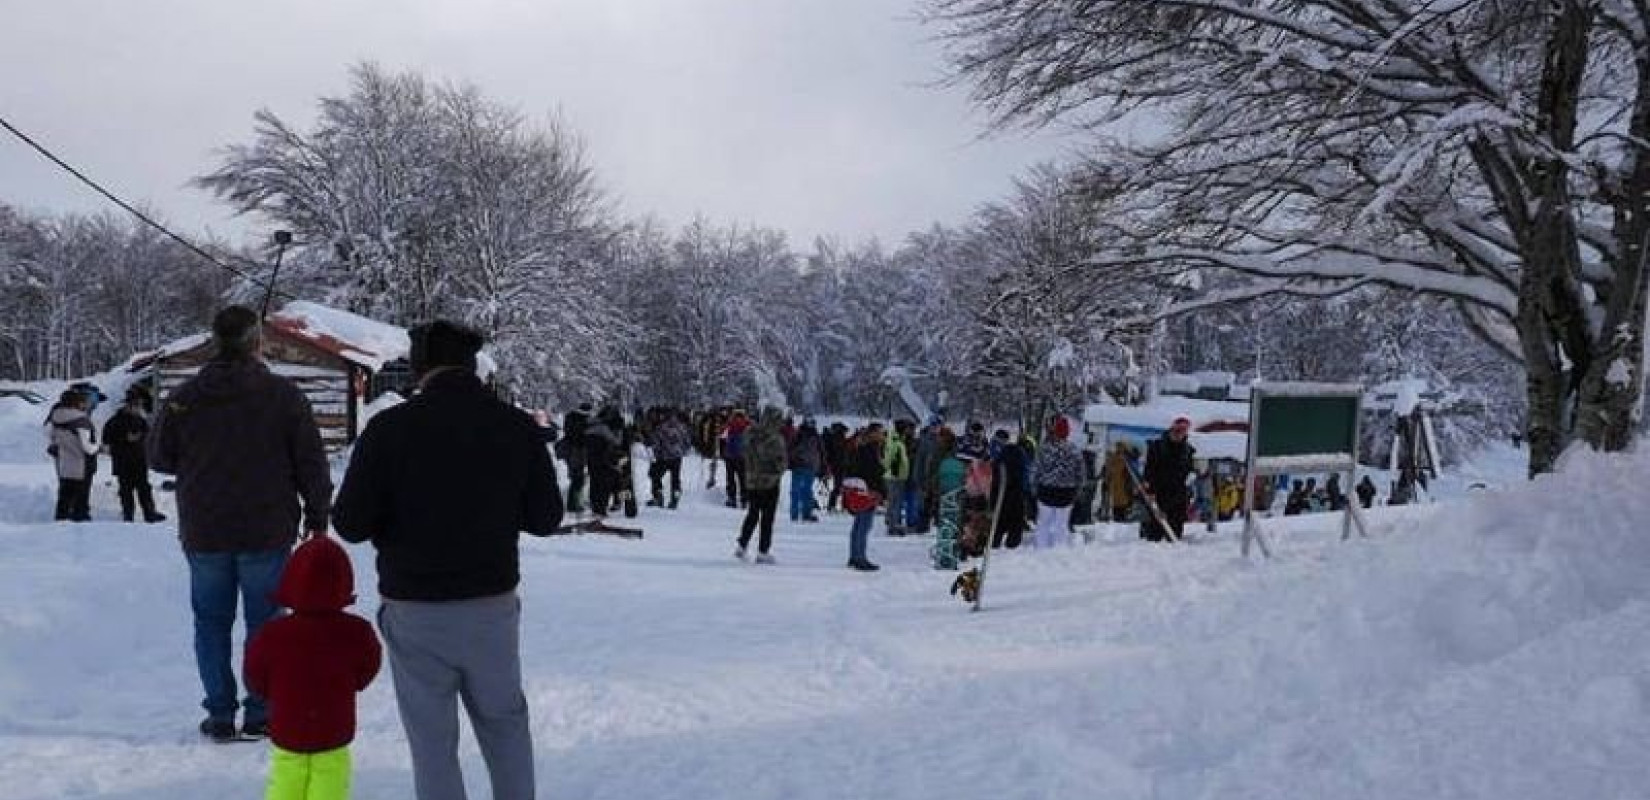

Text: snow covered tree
xmin=197 ymin=62 xmax=635 ymax=404
xmin=925 ymin=0 xmax=1650 ymax=475
xmin=954 ymin=166 xmax=1158 ymax=422
xmin=0 ymin=204 xmax=229 ymax=381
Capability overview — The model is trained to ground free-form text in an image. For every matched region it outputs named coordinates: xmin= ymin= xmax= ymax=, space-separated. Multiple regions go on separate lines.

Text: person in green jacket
xmin=883 ymin=419 xmax=913 ymax=535
xmin=736 ymin=406 xmax=789 ymax=563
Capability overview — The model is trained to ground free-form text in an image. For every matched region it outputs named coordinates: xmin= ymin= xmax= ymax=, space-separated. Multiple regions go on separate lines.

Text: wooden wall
xmin=153 ymin=330 xmax=361 ymax=451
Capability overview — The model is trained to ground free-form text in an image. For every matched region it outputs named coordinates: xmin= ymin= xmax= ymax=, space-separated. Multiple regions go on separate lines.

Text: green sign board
xmin=1242 ymin=382 xmax=1370 ymax=559
xmin=1253 ymin=394 xmax=1359 ymax=458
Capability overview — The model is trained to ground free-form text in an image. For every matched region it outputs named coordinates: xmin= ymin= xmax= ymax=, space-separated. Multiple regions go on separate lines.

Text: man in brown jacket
xmin=148 ymin=305 xmax=332 ymax=742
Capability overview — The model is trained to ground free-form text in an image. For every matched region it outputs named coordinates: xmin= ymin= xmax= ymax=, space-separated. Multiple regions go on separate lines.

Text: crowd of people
xmin=45 ymin=381 xmax=167 ymax=524
xmin=34 ymin=303 xmax=1426 ymax=800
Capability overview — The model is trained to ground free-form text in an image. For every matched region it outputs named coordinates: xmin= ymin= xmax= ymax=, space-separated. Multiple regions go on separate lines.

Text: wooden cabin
xmin=129 ymin=303 xmax=409 ymax=451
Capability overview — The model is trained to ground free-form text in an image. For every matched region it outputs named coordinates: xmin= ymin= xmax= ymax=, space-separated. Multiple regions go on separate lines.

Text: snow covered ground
xmin=0 ymin=394 xmax=1645 ymax=799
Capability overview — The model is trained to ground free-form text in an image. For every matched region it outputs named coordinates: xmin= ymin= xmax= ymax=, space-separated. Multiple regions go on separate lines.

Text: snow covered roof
xmin=1364 ymin=378 xmax=1462 ymax=414
xmin=1160 ymin=374 xmax=1199 ymax=395
xmin=128 ymin=302 xmax=412 ymax=373
xmin=1188 ymin=431 xmax=1249 ymax=461
xmin=1082 ymin=396 xmax=1250 ymax=431
xmin=268 ymin=301 xmax=410 ymax=372
xmin=144 ymin=333 xmax=210 ymax=365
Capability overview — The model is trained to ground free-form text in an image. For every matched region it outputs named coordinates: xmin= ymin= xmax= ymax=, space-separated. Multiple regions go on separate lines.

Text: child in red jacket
xmin=247 ymin=534 xmax=381 ymax=800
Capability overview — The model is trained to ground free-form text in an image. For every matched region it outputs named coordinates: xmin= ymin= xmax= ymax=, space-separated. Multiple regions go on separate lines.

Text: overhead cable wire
xmin=0 ymin=112 xmax=281 ymax=295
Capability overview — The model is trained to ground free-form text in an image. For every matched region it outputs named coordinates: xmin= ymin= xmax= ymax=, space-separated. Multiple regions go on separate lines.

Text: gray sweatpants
xmin=379 ymin=592 xmax=535 ymax=800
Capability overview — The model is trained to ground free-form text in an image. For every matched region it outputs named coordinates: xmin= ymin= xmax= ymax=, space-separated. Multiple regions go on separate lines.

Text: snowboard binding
xmin=950 ymin=568 xmax=981 ymax=603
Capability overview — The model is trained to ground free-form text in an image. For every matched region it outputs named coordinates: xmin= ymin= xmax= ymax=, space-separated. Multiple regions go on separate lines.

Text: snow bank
xmin=1410 ymin=446 xmax=1650 ymax=663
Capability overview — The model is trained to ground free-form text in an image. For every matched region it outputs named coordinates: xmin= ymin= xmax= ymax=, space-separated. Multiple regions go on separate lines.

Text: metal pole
xmin=260 ymin=230 xmax=293 ymax=319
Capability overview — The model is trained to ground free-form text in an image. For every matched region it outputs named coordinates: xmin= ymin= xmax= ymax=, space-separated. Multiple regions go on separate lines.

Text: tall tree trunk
xmin=1575 ymin=39 xmax=1650 ymax=452
xmin=1517 ymin=0 xmax=1597 ymax=476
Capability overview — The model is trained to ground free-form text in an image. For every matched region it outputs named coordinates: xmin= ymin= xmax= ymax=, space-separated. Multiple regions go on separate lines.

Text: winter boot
xmin=199 ymin=717 xmax=237 ymax=743
xmin=668 ymin=491 xmax=680 ymax=510
xmin=754 ymin=552 xmax=776 ymax=565
xmin=734 ymin=545 xmax=748 ymax=561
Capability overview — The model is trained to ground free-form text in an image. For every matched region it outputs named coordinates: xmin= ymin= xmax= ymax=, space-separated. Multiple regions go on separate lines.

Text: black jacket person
xmin=1142 ymin=416 xmax=1197 ymax=540
xmin=333 ymin=319 xmax=561 ymax=800
xmin=103 ymin=386 xmax=165 ymax=523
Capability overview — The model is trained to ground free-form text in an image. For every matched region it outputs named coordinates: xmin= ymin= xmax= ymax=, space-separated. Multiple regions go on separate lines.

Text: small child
xmin=247 ymin=535 xmax=381 ymax=800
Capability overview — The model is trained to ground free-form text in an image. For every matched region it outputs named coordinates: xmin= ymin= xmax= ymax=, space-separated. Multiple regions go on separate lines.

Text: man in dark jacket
xmin=786 ymin=417 xmax=824 ymax=523
xmin=560 ymin=402 xmax=592 ymax=513
xmin=1141 ymin=416 xmax=1197 ymax=541
xmin=103 ymin=385 xmax=165 ymax=523
xmin=694 ymin=407 xmax=729 ymax=489
xmin=910 ymin=418 xmax=940 ymax=533
xmin=1355 ymin=475 xmax=1378 ymax=509
xmin=584 ymin=407 xmax=626 ymax=518
xmin=721 ymin=409 xmax=751 ymax=508
xmin=334 ymin=320 xmax=562 ymax=800
xmin=646 ymin=409 xmax=691 ymax=509
xmin=821 ymin=422 xmax=849 ymax=512
xmin=148 ymin=305 xmax=332 ymax=741
xmin=990 ymin=430 xmax=1029 ymax=549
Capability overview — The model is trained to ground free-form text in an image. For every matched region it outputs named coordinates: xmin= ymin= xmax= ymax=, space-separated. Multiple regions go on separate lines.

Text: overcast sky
xmin=0 ymin=0 xmax=1072 ymax=249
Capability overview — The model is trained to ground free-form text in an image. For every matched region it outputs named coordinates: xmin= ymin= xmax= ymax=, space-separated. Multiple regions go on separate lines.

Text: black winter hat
xmin=409 ymin=320 xmax=485 ymax=376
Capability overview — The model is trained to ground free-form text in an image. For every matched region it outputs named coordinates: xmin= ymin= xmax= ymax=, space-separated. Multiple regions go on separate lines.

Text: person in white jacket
xmin=1031 ymin=416 xmax=1084 ymax=548
xmin=46 ymin=390 xmax=100 ymax=521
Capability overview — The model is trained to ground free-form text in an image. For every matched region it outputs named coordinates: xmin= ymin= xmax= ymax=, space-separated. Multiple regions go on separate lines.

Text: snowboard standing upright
xmin=932 ymin=488 xmax=962 ymax=569
xmin=951 ymin=463 xmax=1008 ymax=610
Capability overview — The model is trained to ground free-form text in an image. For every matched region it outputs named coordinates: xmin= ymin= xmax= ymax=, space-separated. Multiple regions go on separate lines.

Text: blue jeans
xmin=885 ymin=479 xmax=907 ymax=532
xmin=187 ymin=547 xmax=289 ymax=724
xmin=789 ymin=468 xmax=816 ymax=521
xmin=849 ymin=510 xmax=875 ymax=563
xmin=903 ymin=483 xmax=922 ymax=529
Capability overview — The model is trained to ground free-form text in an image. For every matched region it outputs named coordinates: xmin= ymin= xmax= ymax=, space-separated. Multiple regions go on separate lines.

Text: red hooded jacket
xmin=246 ymin=535 xmax=381 ymax=753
